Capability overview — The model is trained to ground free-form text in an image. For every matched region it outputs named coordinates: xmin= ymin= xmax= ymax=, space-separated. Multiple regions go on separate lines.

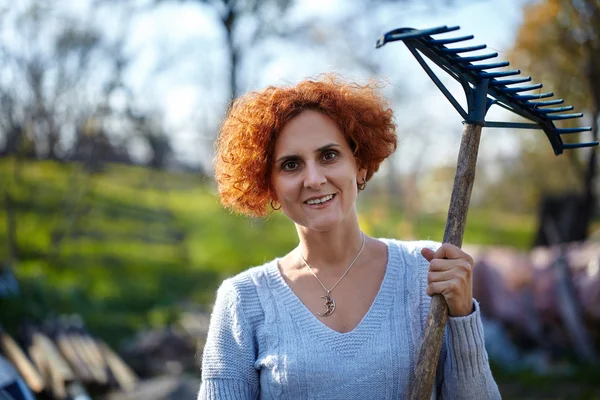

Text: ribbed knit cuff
xmin=445 ymin=299 xmax=489 ymax=378
xmin=198 ymin=379 xmax=258 ymax=400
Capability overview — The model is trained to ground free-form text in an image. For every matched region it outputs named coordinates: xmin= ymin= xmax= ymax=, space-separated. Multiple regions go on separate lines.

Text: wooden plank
xmin=0 ymin=332 xmax=45 ymax=393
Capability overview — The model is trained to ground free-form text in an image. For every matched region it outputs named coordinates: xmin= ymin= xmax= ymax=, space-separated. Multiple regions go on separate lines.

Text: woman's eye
xmin=323 ymin=151 xmax=337 ymax=161
xmin=282 ymin=161 xmax=298 ymax=171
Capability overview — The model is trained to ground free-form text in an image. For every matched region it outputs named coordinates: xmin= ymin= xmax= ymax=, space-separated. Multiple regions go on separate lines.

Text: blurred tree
xmin=0 ymin=1 xmax=101 ymax=159
xmin=0 ymin=0 xmax=156 ymax=165
xmin=127 ymin=110 xmax=174 ymax=169
xmin=487 ymin=0 xmax=599 ymax=244
xmin=146 ymin=0 xmax=458 ymax=100
xmin=150 ymin=0 xmax=296 ymax=100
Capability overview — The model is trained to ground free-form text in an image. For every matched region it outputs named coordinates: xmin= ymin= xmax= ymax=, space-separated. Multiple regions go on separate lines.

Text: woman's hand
xmin=421 ymin=243 xmax=474 ymax=317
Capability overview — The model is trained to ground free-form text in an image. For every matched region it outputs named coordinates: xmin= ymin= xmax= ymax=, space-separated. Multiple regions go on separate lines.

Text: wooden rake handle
xmin=409 ymin=123 xmax=483 ymax=400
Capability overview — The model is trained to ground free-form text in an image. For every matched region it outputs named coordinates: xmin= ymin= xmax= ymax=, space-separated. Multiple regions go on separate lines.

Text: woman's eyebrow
xmin=316 ymin=143 xmax=340 ymax=152
xmin=275 ymin=154 xmax=300 ymax=164
xmin=275 ymin=143 xmax=341 ymax=164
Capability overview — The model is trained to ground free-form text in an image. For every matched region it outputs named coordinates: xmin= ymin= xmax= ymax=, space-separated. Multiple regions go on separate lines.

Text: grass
xmin=492 ymin=362 xmax=600 ymax=399
xmin=2 ymin=158 xmax=598 ymax=397
xmin=0 ymin=157 xmax=536 ymax=345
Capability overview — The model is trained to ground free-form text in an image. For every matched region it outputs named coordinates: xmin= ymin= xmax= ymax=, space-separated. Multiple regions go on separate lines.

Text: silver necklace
xmin=298 ymin=233 xmax=366 ymax=317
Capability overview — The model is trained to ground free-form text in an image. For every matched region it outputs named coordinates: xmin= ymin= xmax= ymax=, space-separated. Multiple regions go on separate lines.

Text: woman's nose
xmin=303 ymin=163 xmax=326 ymax=188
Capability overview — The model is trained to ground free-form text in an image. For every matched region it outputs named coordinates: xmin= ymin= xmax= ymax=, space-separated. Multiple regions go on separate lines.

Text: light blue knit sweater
xmin=198 ymin=239 xmax=501 ymax=399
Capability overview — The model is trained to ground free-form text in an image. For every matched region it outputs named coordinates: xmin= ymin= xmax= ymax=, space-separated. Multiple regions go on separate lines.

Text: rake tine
xmin=503 ymin=84 xmax=543 ymax=93
xmin=536 ymin=106 xmax=574 ymax=113
xmin=465 ymin=62 xmax=510 ymax=71
xmin=526 ymin=99 xmax=564 ymax=106
xmin=386 ymin=26 xmax=458 ymax=37
xmin=379 ymin=26 xmax=458 ymax=44
xmin=421 ymin=25 xmax=460 ymax=35
xmin=515 ymin=92 xmax=554 ymax=100
xmin=479 ymin=70 xmax=521 ymax=78
xmin=441 ymin=25 xmax=461 ymax=33
xmin=490 ymin=77 xmax=532 ymax=86
xmin=557 ymin=127 xmax=592 ymax=134
xmin=440 ymin=44 xmax=487 ymax=54
xmin=563 ymin=142 xmax=600 ymax=149
xmin=546 ymin=112 xmax=583 ymax=120
xmin=457 ymin=53 xmax=498 ymax=62
xmin=430 ymin=35 xmax=474 ymax=45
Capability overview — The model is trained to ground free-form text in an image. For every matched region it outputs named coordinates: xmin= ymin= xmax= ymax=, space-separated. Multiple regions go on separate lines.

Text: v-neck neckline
xmin=266 ymin=239 xmax=398 ymax=338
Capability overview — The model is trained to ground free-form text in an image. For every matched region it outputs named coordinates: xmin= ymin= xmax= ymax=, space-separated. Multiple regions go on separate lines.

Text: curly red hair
xmin=214 ymin=74 xmax=397 ymax=217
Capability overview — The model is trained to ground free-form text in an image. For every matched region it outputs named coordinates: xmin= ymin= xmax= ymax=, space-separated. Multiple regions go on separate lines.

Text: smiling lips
xmin=304 ymin=194 xmax=335 ymax=206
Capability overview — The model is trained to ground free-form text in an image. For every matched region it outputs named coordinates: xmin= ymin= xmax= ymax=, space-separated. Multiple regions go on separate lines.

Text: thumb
xmin=421 ymin=247 xmax=435 ymax=262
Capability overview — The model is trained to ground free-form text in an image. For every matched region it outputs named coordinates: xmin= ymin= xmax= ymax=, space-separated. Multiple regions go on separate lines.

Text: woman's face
xmin=271 ymin=109 xmax=366 ymax=232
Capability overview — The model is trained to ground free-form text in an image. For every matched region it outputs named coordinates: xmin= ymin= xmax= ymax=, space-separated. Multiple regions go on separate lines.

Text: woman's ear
xmin=270 ymin=190 xmax=279 ymax=203
xmin=270 ymin=190 xmax=281 ymax=210
xmin=357 ymin=167 xmax=367 ymax=184
xmin=356 ymin=168 xmax=368 ymax=191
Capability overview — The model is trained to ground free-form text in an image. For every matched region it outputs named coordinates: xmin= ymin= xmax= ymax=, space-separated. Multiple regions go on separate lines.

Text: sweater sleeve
xmin=437 ymin=300 xmax=501 ymax=399
xmin=414 ymin=242 xmax=501 ymax=400
xmin=198 ymin=279 xmax=259 ymax=400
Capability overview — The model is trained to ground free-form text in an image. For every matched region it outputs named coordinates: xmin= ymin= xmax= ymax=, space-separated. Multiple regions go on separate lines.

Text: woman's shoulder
xmin=216 ymin=259 xmax=279 ymax=303
xmin=212 ymin=259 xmax=279 ymax=324
xmin=379 ymin=237 xmax=440 ymax=260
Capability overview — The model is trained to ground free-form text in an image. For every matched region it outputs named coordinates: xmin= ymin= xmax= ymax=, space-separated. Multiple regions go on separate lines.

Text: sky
xmin=3 ymin=0 xmax=534 ymax=174
xmin=117 ymin=0 xmax=532 ymax=174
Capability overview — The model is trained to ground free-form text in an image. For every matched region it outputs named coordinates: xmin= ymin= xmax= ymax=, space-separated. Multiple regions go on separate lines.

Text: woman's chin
xmin=299 ymin=215 xmax=344 ymax=233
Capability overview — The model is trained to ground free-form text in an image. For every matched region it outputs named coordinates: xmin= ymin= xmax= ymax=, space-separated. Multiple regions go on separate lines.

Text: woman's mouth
xmin=304 ymin=194 xmax=335 ymax=206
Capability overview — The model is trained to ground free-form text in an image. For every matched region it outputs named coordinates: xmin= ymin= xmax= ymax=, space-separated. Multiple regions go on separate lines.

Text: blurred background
xmin=0 ymin=0 xmax=599 ymax=398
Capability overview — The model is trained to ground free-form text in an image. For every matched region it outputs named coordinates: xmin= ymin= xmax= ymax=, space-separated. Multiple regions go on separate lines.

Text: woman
xmin=199 ymin=75 xmax=500 ymax=399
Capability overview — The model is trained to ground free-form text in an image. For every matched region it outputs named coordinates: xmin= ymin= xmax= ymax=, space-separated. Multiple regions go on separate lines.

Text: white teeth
xmin=306 ymin=194 xmax=333 ymax=205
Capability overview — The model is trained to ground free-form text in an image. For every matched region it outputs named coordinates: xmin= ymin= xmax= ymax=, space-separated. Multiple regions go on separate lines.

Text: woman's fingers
xmin=428 ymin=269 xmax=466 ymax=284
xmin=426 ymin=280 xmax=462 ymax=297
xmin=421 ymin=247 xmax=435 ymax=262
xmin=422 ymin=243 xmax=472 ymax=261
xmin=428 ymin=257 xmax=472 ymax=272
xmin=422 ymin=243 xmax=475 ymax=317
xmin=436 ymin=243 xmax=473 ymax=262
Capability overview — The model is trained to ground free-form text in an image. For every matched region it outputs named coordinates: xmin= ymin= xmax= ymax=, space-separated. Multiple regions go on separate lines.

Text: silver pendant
xmin=317 ymin=294 xmax=336 ymax=317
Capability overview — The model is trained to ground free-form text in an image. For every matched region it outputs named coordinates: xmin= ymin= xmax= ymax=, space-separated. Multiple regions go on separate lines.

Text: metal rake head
xmin=376 ymin=25 xmax=598 ymax=155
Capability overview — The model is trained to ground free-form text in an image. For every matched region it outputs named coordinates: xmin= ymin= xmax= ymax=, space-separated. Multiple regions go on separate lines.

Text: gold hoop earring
xmin=358 ymin=181 xmax=366 ymax=191
xmin=271 ymin=200 xmax=281 ymax=210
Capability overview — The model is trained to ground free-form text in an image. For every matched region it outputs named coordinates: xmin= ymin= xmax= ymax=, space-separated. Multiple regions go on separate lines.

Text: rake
xmin=375 ymin=25 xmax=598 ymax=399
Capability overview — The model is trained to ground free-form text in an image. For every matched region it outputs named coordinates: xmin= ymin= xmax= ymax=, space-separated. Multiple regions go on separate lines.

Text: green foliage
xmin=0 ymin=158 xmax=535 ymax=346
xmin=356 ymin=197 xmax=535 ymax=249
xmin=0 ymin=158 xmax=299 ymax=344
xmin=491 ymin=361 xmax=600 ymax=399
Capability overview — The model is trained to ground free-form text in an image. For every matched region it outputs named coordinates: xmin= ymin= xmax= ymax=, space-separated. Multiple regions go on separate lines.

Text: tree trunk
xmin=533 ymin=194 xmax=591 ymax=246
xmin=223 ymin=6 xmax=238 ymax=101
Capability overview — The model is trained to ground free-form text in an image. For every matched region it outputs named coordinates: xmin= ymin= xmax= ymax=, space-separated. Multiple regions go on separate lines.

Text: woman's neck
xmin=295 ymin=219 xmax=365 ymax=274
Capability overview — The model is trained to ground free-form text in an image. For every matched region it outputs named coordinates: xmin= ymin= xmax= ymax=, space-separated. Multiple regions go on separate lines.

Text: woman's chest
xmin=284 ymin=260 xmax=388 ymax=334
xmin=254 ymin=313 xmax=415 ymax=400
